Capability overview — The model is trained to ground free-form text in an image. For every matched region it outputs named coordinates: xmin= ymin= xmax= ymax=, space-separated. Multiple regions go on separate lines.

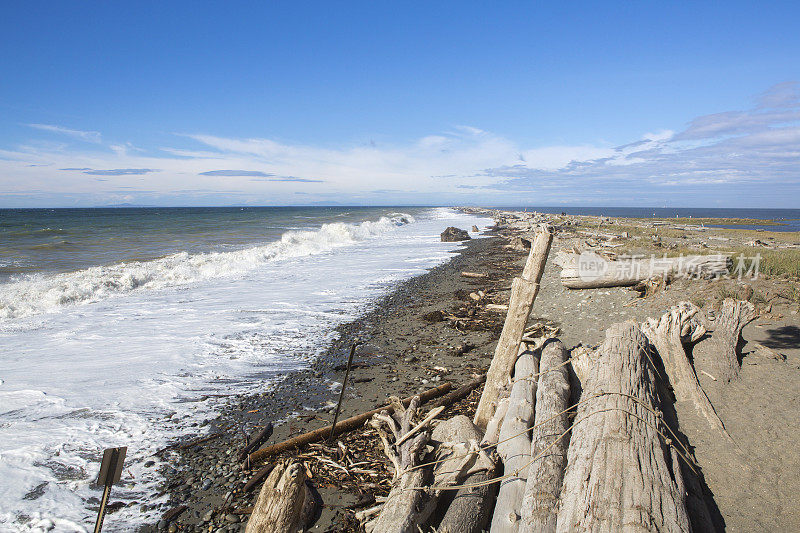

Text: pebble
xmin=202 ymin=510 xmax=214 ymax=522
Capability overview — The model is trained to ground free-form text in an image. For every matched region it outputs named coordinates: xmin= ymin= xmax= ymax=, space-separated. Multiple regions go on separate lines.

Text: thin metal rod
xmin=93 ymin=484 xmax=111 ymax=533
xmin=328 ymin=342 xmax=360 ymax=442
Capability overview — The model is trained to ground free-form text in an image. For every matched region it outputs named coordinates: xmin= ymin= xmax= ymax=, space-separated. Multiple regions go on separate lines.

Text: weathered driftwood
xmin=483 ymin=397 xmax=509 ymax=447
xmin=367 ymin=396 xmax=439 ymax=533
xmin=641 ymin=302 xmax=730 ymax=440
xmin=462 ymin=271 xmax=488 ymax=278
xmin=430 ymin=374 xmax=487 ymax=411
xmin=243 ymin=463 xmax=276 ymax=493
xmin=475 ymin=228 xmax=552 ymax=429
xmin=248 ymin=382 xmax=451 ymax=463
xmin=520 ymin=340 xmax=570 ymax=533
xmin=568 ymin=345 xmax=597 ymax=388
xmin=556 ymin=322 xmax=690 ymax=533
xmin=238 ymin=422 xmax=274 ymax=461
xmin=491 ymin=350 xmax=538 ymax=533
xmin=556 ymin=251 xmax=729 ymax=289
xmin=430 ymin=415 xmax=497 ymax=533
xmin=245 ymin=460 xmax=316 ymax=533
xmin=694 ymin=299 xmax=755 ymax=382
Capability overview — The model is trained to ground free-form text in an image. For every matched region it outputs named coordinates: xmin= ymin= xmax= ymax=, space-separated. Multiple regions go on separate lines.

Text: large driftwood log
xmin=367 ymin=396 xmax=441 ymax=533
xmin=245 ymin=460 xmax=316 ymax=533
xmin=491 ymin=350 xmax=538 ymax=533
xmin=556 ymin=251 xmax=729 ymax=289
xmin=641 ymin=302 xmax=730 ymax=440
xmin=430 ymin=415 xmax=498 ymax=533
xmin=556 ymin=322 xmax=690 ymax=533
xmin=694 ymin=299 xmax=755 ymax=382
xmin=519 ymin=340 xmax=570 ymax=533
xmin=475 ymin=228 xmax=552 ymax=429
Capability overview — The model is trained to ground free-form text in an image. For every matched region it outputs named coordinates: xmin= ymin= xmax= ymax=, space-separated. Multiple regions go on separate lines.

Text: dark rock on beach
xmin=440 ymin=226 xmax=471 ymax=242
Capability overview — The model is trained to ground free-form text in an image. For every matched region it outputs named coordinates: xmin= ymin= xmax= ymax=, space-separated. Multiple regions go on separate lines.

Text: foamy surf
xmin=0 ymin=213 xmax=414 ymax=320
xmin=0 ymin=207 xmax=491 ymax=531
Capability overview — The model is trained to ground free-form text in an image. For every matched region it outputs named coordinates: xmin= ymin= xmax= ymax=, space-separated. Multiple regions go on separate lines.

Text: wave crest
xmin=0 ymin=213 xmax=415 ymax=319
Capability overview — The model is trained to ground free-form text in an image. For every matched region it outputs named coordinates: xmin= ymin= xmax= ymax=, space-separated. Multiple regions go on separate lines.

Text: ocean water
xmin=0 ymin=207 xmax=491 ymax=532
xmin=499 ymin=206 xmax=800 ymax=232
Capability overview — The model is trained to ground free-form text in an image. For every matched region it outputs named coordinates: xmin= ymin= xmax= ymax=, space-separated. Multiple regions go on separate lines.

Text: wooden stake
xmin=328 ymin=342 xmax=360 ymax=442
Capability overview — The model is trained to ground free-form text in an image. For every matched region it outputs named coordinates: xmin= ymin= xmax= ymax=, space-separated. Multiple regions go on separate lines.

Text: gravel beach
xmin=139 ymin=210 xmax=800 ymax=532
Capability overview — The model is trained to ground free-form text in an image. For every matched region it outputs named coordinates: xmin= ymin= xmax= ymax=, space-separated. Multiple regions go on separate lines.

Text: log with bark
xmin=641 ymin=302 xmax=731 ymax=441
xmin=366 ymin=396 xmax=442 ymax=533
xmin=556 ymin=321 xmax=691 ymax=532
xmin=693 ymin=299 xmax=755 ymax=382
xmin=475 ymin=227 xmax=553 ymax=429
xmin=519 ymin=339 xmax=570 ymax=533
xmin=491 ymin=349 xmax=538 ymax=533
xmin=245 ymin=460 xmax=318 ymax=533
xmin=556 ymin=251 xmax=730 ymax=289
xmin=429 ymin=415 xmax=498 ymax=533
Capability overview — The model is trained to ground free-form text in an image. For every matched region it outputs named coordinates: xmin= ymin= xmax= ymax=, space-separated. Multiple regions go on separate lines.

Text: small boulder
xmin=441 ymin=227 xmax=471 ymax=242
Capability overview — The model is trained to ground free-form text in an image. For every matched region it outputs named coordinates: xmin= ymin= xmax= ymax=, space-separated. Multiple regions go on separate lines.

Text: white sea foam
xmin=0 ymin=208 xmax=491 ymax=531
xmin=0 ymin=213 xmax=414 ymax=320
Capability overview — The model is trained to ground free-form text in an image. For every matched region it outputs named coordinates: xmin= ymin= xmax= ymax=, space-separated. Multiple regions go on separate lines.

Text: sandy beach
xmin=139 ymin=209 xmax=800 ymax=532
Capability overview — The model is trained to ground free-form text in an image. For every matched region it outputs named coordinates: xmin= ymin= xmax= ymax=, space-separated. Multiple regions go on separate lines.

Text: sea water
xmin=0 ymin=206 xmax=491 ymax=531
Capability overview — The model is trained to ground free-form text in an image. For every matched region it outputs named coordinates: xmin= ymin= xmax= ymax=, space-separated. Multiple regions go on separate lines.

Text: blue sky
xmin=1 ymin=1 xmax=799 ymax=207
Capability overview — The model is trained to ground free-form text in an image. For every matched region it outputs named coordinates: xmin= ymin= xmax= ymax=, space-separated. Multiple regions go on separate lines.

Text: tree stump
xmin=245 ymin=460 xmax=316 ymax=533
xmin=556 ymin=322 xmax=690 ymax=533
xmin=520 ymin=340 xmax=570 ymax=533
xmin=367 ymin=396 xmax=440 ymax=533
xmin=641 ymin=302 xmax=730 ymax=440
xmin=694 ymin=299 xmax=755 ymax=382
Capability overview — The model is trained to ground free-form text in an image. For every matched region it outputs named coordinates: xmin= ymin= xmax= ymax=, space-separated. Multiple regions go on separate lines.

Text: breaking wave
xmin=0 ymin=213 xmax=415 ymax=320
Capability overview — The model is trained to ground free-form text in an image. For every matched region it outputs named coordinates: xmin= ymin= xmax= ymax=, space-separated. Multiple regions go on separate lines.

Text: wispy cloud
xmin=60 ymin=168 xmax=157 ymax=176
xmin=199 ymin=170 xmax=273 ymax=177
xmin=27 ymin=124 xmax=102 ymax=144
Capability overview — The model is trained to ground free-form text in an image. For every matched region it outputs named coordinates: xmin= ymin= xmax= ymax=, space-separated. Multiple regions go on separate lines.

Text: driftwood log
xmin=247 ymin=382 xmax=451 ymax=463
xmin=475 ymin=227 xmax=552 ymax=429
xmin=491 ymin=349 xmax=538 ymax=532
xmin=367 ymin=396 xmax=441 ymax=533
xmin=641 ymin=302 xmax=730 ymax=440
xmin=245 ymin=460 xmax=316 ymax=533
xmin=693 ymin=299 xmax=755 ymax=382
xmin=430 ymin=415 xmax=497 ymax=533
xmin=556 ymin=322 xmax=690 ymax=532
xmin=520 ymin=340 xmax=570 ymax=533
xmin=556 ymin=251 xmax=729 ymax=289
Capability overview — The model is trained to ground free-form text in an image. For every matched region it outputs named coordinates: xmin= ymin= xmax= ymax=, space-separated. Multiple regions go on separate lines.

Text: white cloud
xmin=27 ymin=124 xmax=102 ymax=144
xmin=3 ymin=82 xmax=799 ymax=207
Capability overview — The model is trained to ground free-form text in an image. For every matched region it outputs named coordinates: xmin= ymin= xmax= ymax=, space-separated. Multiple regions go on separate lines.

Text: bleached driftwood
xmin=557 ymin=251 xmax=729 ymax=289
xmin=367 ymin=396 xmax=440 ymax=533
xmin=491 ymin=350 xmax=538 ymax=532
xmin=556 ymin=322 xmax=690 ymax=533
xmin=430 ymin=415 xmax=497 ymax=533
xmin=245 ymin=460 xmax=316 ymax=533
xmin=641 ymin=302 xmax=730 ymax=440
xmin=694 ymin=299 xmax=755 ymax=382
xmin=483 ymin=397 xmax=509 ymax=447
xmin=475 ymin=227 xmax=552 ymax=429
xmin=519 ymin=340 xmax=570 ymax=533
